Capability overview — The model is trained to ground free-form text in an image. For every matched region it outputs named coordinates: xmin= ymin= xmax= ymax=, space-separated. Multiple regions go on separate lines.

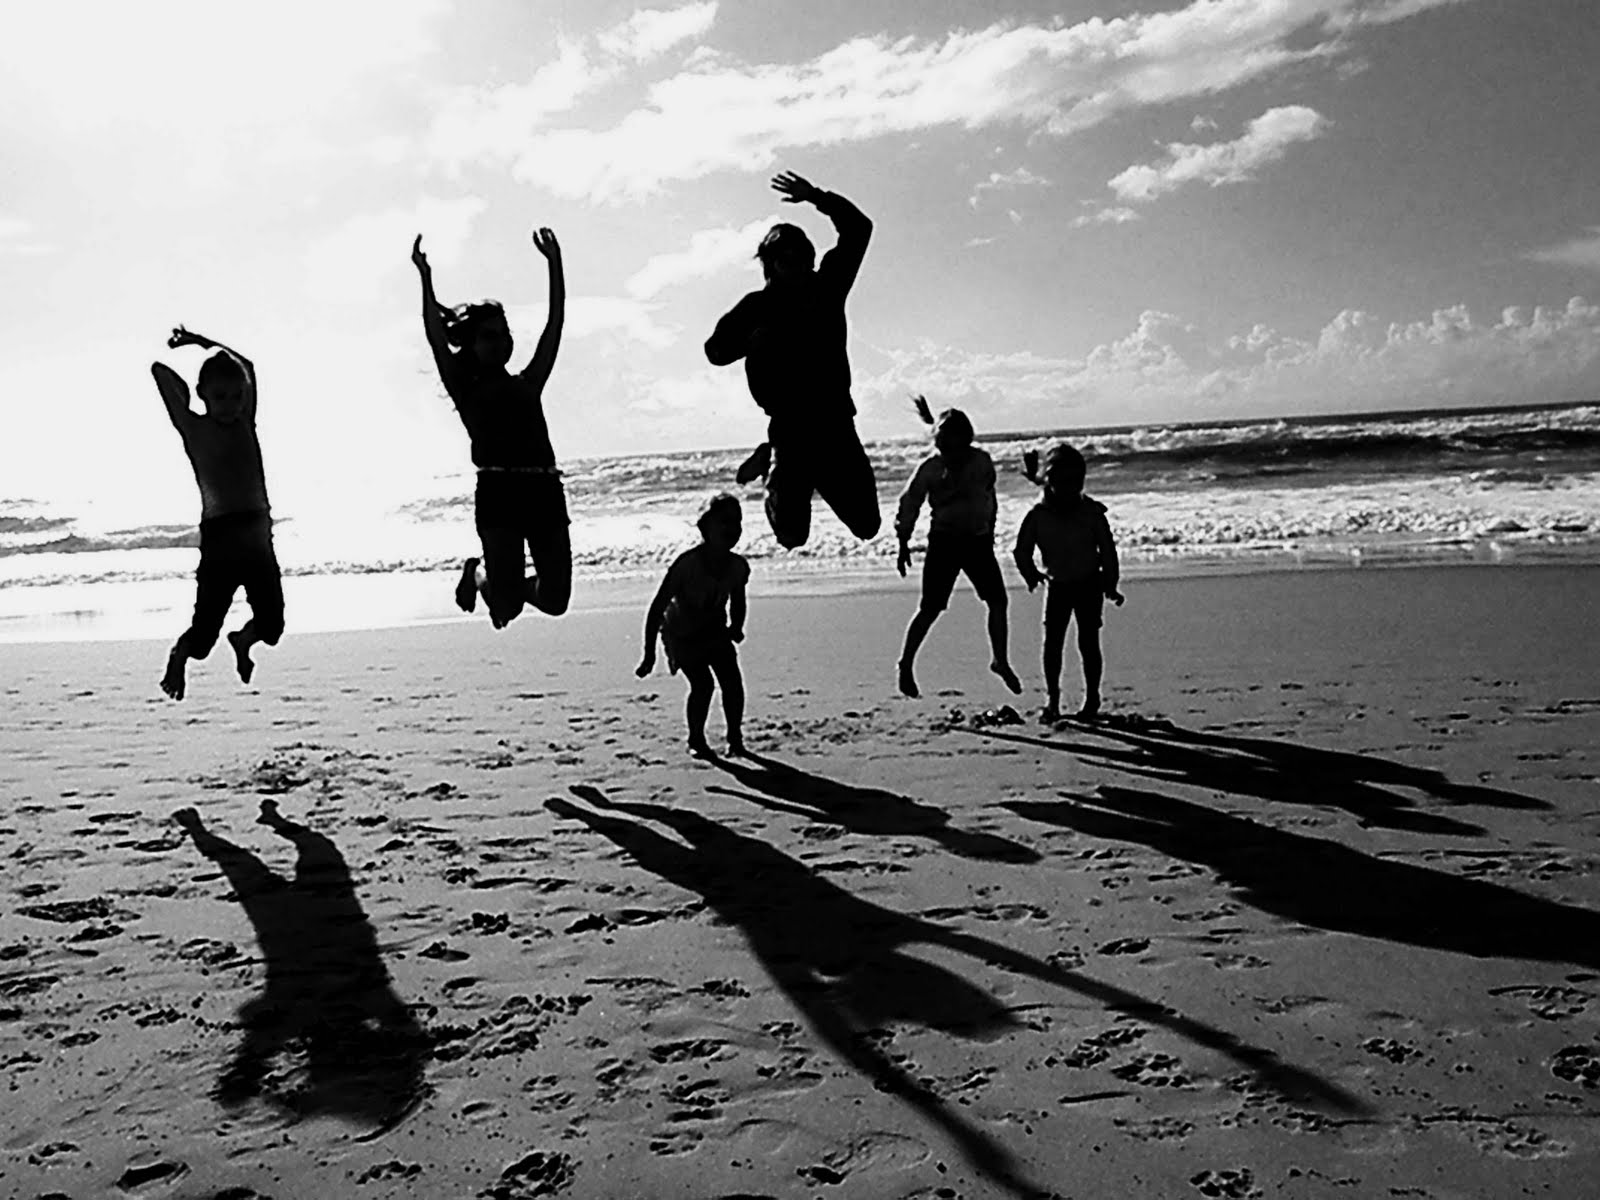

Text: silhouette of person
xmin=413 ymin=227 xmax=570 ymax=628
xmin=150 ymin=327 xmax=283 ymax=700
xmin=705 ymin=172 xmax=881 ymax=549
xmin=895 ymin=397 xmax=1021 ymax=700
xmin=637 ymin=494 xmax=749 ymax=758
xmin=174 ymin=802 xmax=427 ymax=1128
xmin=1015 ymin=443 xmax=1123 ymax=721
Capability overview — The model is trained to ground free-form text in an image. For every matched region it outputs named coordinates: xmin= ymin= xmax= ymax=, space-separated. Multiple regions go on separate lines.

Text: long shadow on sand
xmin=705 ymin=750 xmax=1040 ymax=863
xmin=974 ymin=717 xmax=1549 ymax=836
xmin=176 ymin=801 xmax=428 ymax=1132
xmin=552 ymin=786 xmax=1366 ymax=1200
xmin=1005 ymin=786 xmax=1600 ymax=970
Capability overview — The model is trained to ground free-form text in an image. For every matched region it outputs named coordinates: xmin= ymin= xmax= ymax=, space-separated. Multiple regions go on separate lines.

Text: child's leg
xmin=1041 ymin=590 xmax=1069 ymax=721
xmin=230 ymin=531 xmax=285 ymax=685
xmin=708 ymin=644 xmax=745 ymax=752
xmin=477 ymin=527 xmax=527 ymax=628
xmin=526 ymin=516 xmax=572 ymax=617
xmin=1077 ymin=619 xmax=1104 ymax=718
xmin=898 ymin=538 xmax=959 ymax=699
xmin=682 ymin=662 xmax=715 ymax=755
xmin=813 ymin=426 xmax=881 ymax=541
xmin=965 ymin=544 xmax=1020 ymax=694
xmin=764 ymin=440 xmax=816 ymax=549
xmin=164 ymin=556 xmax=236 ymax=700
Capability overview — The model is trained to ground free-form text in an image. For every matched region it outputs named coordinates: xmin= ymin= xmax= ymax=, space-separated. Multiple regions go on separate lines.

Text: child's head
xmin=756 ymin=223 xmax=815 ymax=282
xmin=696 ymin=492 xmax=743 ymax=549
xmin=196 ymin=352 xmax=248 ymax=421
xmin=1043 ymin=443 xmax=1087 ymax=501
xmin=932 ymin=408 xmax=974 ymax=457
xmin=446 ymin=301 xmax=513 ymax=369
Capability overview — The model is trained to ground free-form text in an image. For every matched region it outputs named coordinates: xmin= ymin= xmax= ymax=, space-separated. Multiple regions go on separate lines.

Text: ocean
xmin=3 ymin=401 xmax=1598 ymax=639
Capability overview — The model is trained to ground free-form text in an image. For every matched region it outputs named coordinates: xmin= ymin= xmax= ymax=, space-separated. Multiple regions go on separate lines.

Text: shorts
xmin=920 ymin=532 xmax=1006 ymax=613
xmin=663 ymin=624 xmax=735 ymax=675
xmin=1044 ymin=578 xmax=1104 ymax=629
xmin=188 ymin=510 xmax=284 ymax=654
xmin=474 ymin=470 xmax=572 ymax=619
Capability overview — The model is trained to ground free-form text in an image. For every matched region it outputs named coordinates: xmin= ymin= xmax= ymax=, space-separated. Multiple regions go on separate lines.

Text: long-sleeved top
xmin=895 ymin=448 xmax=998 ymax=542
xmin=1013 ymin=496 xmax=1119 ymax=589
xmin=703 ymin=191 xmax=872 ymax=429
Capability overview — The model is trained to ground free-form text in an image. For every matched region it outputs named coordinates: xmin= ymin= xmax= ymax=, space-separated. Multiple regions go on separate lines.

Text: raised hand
xmin=911 ymin=394 xmax=934 ymax=427
xmin=1022 ymin=448 xmax=1041 ymax=484
xmin=411 ymin=234 xmax=430 ymax=275
xmin=532 ymin=227 xmax=561 ymax=260
xmin=166 ymin=326 xmax=192 ymax=350
xmin=771 ymin=171 xmax=821 ymax=205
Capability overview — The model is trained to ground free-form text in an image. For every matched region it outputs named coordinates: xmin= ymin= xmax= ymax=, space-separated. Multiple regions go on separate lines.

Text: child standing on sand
xmin=894 ymin=398 xmax=1021 ymax=700
xmin=412 ymin=227 xmax=570 ymax=629
xmin=150 ymin=326 xmax=283 ymax=700
xmin=1014 ymin=443 xmax=1124 ymax=722
xmin=637 ymin=495 xmax=750 ymax=758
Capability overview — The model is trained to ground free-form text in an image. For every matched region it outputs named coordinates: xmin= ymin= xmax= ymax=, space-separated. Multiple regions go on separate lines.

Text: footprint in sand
xmin=115 ymin=1159 xmax=190 ymax=1192
xmin=1110 ymin=1052 xmax=1194 ymax=1088
xmin=1189 ymin=1168 xmax=1261 ymax=1199
xmin=478 ymin=1149 xmax=577 ymax=1199
xmin=1550 ymin=1044 xmax=1600 ymax=1089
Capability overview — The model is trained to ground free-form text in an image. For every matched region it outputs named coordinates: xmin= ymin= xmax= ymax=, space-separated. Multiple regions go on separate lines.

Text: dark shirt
xmin=441 ymin=366 xmax=557 ymax=470
xmin=704 ymin=191 xmax=872 ymax=428
xmin=1014 ymin=496 xmax=1120 ymax=589
xmin=176 ymin=415 xmax=271 ymax=521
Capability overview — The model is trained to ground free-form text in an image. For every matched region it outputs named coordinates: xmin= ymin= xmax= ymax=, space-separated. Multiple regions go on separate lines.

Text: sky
xmin=2 ymin=0 xmax=1599 ymax=517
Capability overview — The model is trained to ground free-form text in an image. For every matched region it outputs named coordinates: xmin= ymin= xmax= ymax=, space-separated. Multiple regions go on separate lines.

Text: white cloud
xmin=1527 ymin=227 xmax=1600 ymax=273
xmin=1108 ymin=106 xmax=1328 ymax=203
xmin=598 ymin=2 xmax=719 ymax=61
xmin=1071 ymin=206 xmax=1141 ymax=228
xmin=969 ymin=166 xmax=1050 ymax=208
xmin=428 ymin=2 xmax=721 ymax=171
xmin=307 ymin=196 xmax=487 ymax=306
xmin=562 ymin=297 xmax=679 ymax=349
xmin=624 ymin=217 xmax=772 ymax=298
xmin=495 ymin=0 xmax=1464 ymax=201
xmin=855 ymin=297 xmax=1600 ymax=430
xmin=0 ymin=214 xmax=54 ymax=256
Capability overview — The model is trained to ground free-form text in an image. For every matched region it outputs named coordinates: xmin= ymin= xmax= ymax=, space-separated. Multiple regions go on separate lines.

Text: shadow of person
xmin=552 ymin=787 xmax=1365 ymax=1200
xmin=970 ymin=716 xmax=1540 ymax=836
xmin=174 ymin=801 xmax=428 ymax=1133
xmin=706 ymin=750 xmax=1040 ymax=863
xmin=1005 ymin=786 xmax=1600 ymax=971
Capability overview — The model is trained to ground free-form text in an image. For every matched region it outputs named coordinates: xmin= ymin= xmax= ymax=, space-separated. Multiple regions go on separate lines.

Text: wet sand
xmin=2 ymin=565 xmax=1598 ymax=1198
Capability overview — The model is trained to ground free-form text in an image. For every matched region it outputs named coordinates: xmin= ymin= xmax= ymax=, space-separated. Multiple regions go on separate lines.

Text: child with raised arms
xmin=150 ymin=326 xmax=282 ymax=700
xmin=637 ymin=494 xmax=750 ymax=758
xmin=894 ymin=397 xmax=1022 ymax=700
xmin=412 ymin=227 xmax=570 ymax=629
xmin=1014 ymin=443 xmax=1124 ymax=722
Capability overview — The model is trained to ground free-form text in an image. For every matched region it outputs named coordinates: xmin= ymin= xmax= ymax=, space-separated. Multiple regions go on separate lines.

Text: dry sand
xmin=2 ymin=564 xmax=1598 ymax=1199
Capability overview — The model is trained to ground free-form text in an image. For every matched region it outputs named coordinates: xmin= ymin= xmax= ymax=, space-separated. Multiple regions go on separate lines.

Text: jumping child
xmin=412 ymin=227 xmax=570 ymax=628
xmin=705 ymin=171 xmax=880 ymax=549
xmin=150 ymin=326 xmax=283 ymax=700
xmin=894 ymin=397 xmax=1022 ymax=700
xmin=637 ymin=494 xmax=750 ymax=758
xmin=1013 ymin=443 xmax=1124 ymax=722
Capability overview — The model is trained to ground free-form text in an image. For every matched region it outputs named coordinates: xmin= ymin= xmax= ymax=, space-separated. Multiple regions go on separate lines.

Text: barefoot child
xmin=637 ymin=495 xmax=750 ymax=757
xmin=413 ymin=227 xmax=570 ymax=628
xmin=894 ymin=397 xmax=1021 ymax=700
xmin=705 ymin=171 xmax=880 ymax=548
xmin=150 ymin=327 xmax=282 ymax=700
xmin=1013 ymin=443 xmax=1124 ymax=721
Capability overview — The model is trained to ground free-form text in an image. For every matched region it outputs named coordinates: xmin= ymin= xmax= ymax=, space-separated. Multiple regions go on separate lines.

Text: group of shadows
xmin=174 ymin=720 xmax=1591 ymax=1200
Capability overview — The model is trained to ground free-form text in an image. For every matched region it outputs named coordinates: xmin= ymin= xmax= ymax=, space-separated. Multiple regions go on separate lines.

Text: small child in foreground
xmin=894 ymin=397 xmax=1021 ymax=699
xmin=150 ymin=326 xmax=283 ymax=700
xmin=1014 ymin=444 xmax=1124 ymax=721
xmin=637 ymin=494 xmax=750 ymax=757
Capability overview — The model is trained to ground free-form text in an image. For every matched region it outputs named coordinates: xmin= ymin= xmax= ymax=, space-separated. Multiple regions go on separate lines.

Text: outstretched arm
xmin=773 ymin=171 xmax=872 ymax=294
xmin=411 ymin=235 xmax=457 ymax=386
xmin=150 ymin=361 xmax=193 ymax=430
xmin=167 ymin=325 xmax=256 ymax=419
xmin=523 ymin=227 xmax=564 ymax=389
xmin=894 ymin=459 xmax=933 ymax=576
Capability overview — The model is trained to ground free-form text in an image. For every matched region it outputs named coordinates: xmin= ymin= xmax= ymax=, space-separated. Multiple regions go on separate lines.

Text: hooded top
xmin=1014 ymin=495 xmax=1119 ymax=588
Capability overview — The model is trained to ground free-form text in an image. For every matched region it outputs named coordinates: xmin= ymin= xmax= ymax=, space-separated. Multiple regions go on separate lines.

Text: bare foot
xmin=455 ymin=557 xmax=480 ymax=613
xmin=1039 ymin=703 xmax=1061 ymax=724
xmin=726 ymin=735 xmax=747 ymax=757
xmin=227 ymin=629 xmax=255 ymax=684
xmin=173 ymin=807 xmax=202 ymax=832
xmin=897 ymin=660 xmax=919 ymax=699
xmin=1074 ymin=698 xmax=1101 ymax=721
xmin=990 ymin=661 xmax=1022 ymax=694
xmin=257 ymin=799 xmax=282 ymax=826
xmin=687 ymin=736 xmax=714 ymax=760
xmin=160 ymin=646 xmax=187 ymax=701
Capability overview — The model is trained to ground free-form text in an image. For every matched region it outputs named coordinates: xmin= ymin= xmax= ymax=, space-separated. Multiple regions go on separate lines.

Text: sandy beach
xmin=2 ymin=564 xmax=1598 ymax=1199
